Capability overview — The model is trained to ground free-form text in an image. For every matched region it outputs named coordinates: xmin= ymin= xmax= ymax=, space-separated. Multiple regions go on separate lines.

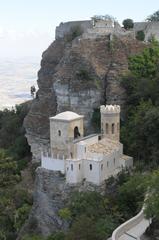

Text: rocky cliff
xmin=24 ymin=23 xmax=145 ymax=161
xmin=18 ymin=167 xmax=106 ymax=238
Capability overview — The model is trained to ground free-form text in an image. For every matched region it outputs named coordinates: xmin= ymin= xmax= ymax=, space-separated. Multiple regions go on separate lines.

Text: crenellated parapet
xmin=100 ymin=105 xmax=120 ymax=141
xmin=100 ymin=105 xmax=120 ymax=114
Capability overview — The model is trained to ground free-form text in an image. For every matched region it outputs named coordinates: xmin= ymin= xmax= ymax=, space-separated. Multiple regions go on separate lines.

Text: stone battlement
xmin=55 ymin=18 xmax=159 ymax=42
xmin=100 ymin=105 xmax=120 ymax=114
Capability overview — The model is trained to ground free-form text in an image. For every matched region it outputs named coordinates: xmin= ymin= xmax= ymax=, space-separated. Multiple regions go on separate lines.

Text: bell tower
xmin=100 ymin=105 xmax=120 ymax=141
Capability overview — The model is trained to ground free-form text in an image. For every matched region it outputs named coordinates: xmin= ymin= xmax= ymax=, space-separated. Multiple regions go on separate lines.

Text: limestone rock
xmin=18 ymin=167 xmax=106 ymax=237
xmin=24 ymin=28 xmax=145 ymax=161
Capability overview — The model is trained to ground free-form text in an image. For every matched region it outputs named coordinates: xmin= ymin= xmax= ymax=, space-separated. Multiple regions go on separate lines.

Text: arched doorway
xmin=74 ymin=126 xmax=80 ymax=139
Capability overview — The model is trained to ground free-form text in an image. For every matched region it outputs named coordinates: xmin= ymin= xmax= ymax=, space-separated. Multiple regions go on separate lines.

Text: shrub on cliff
xmin=0 ymin=103 xmax=32 ymax=240
xmin=122 ymin=19 xmax=134 ymax=30
xmin=136 ymin=30 xmax=145 ymax=41
xmin=117 ymin=174 xmax=148 ymax=218
xmin=121 ymin=39 xmax=159 ymax=168
xmin=0 ymin=104 xmax=31 ymax=170
xmin=147 ymin=10 xmax=159 ymax=22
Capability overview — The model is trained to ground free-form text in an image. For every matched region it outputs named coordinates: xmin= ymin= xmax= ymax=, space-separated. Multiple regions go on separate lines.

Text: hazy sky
xmin=0 ymin=0 xmax=159 ymax=59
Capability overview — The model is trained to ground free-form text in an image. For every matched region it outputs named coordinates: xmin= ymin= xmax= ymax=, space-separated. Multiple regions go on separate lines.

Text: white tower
xmin=100 ymin=105 xmax=120 ymax=141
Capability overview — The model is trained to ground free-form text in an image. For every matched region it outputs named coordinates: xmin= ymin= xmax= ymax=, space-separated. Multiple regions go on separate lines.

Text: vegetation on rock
xmin=147 ymin=10 xmax=159 ymax=22
xmin=121 ymin=39 xmax=159 ymax=167
xmin=136 ymin=30 xmax=145 ymax=41
xmin=120 ymin=38 xmax=159 ymax=237
xmin=122 ymin=19 xmax=134 ymax=30
xmin=21 ymin=170 xmax=148 ymax=240
xmin=0 ymin=103 xmax=33 ymax=240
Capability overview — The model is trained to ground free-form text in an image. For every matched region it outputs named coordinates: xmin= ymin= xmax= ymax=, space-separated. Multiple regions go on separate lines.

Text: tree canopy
xmin=122 ymin=19 xmax=134 ymax=30
xmin=121 ymin=39 xmax=159 ymax=168
xmin=147 ymin=10 xmax=159 ymax=22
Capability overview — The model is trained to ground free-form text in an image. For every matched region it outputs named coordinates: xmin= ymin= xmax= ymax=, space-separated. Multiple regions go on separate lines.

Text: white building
xmin=41 ymin=105 xmax=133 ymax=185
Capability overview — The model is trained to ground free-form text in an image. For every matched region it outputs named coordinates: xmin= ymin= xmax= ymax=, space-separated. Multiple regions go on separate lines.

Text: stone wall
xmin=134 ymin=22 xmax=159 ymax=41
xmin=55 ymin=20 xmax=92 ymax=39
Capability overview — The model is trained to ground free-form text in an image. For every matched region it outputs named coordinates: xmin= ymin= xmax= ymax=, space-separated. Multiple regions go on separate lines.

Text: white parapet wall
xmin=41 ymin=155 xmax=65 ymax=174
xmin=112 ymin=207 xmax=150 ymax=240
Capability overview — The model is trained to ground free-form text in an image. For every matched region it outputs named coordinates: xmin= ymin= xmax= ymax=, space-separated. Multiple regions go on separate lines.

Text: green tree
xmin=121 ymin=101 xmax=159 ymax=164
xmin=122 ymin=19 xmax=134 ymax=29
xmin=58 ymin=208 xmax=72 ymax=220
xmin=121 ymin=40 xmax=159 ymax=167
xmin=96 ymin=216 xmax=118 ymax=239
xmin=147 ymin=10 xmax=159 ymax=22
xmin=0 ymin=103 xmax=32 ymax=240
xmin=0 ymin=149 xmax=20 ymax=187
xmin=136 ymin=30 xmax=145 ymax=41
xmin=22 ymin=235 xmax=44 ymax=240
xmin=117 ymin=174 xmax=148 ymax=218
xmin=66 ymin=215 xmax=98 ymax=240
xmin=145 ymin=170 xmax=159 ymax=220
xmin=47 ymin=232 xmax=65 ymax=240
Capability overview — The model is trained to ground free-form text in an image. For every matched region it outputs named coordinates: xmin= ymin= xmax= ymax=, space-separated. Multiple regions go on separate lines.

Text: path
xmin=118 ymin=217 xmax=150 ymax=240
xmin=112 ymin=208 xmax=151 ymax=240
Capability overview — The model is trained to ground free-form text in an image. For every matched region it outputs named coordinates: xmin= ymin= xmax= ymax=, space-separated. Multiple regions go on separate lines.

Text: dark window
xmin=101 ymin=164 xmax=103 ymax=170
xmin=71 ymin=164 xmax=73 ymax=171
xmin=112 ymin=123 xmax=115 ymax=134
xmin=98 ymin=135 xmax=101 ymax=140
xmin=74 ymin=126 xmax=81 ymax=139
xmin=90 ymin=164 xmax=92 ymax=171
xmin=70 ymin=152 xmax=73 ymax=158
xmin=58 ymin=130 xmax=61 ymax=136
xmin=107 ymin=161 xmax=109 ymax=167
xmin=101 ymin=122 xmax=104 ymax=134
xmin=106 ymin=123 xmax=109 ymax=134
xmin=114 ymin=158 xmax=116 ymax=165
xmin=79 ymin=164 xmax=81 ymax=170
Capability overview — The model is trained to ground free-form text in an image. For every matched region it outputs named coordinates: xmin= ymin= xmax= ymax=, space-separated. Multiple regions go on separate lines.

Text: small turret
xmin=100 ymin=105 xmax=120 ymax=141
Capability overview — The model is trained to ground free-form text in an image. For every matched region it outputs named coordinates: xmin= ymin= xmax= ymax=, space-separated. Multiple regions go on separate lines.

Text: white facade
xmin=41 ymin=106 xmax=133 ymax=185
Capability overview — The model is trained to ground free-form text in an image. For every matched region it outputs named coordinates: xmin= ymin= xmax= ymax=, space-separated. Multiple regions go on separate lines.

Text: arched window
xmin=114 ymin=158 xmax=116 ymax=165
xmin=74 ymin=126 xmax=80 ymax=139
xmin=58 ymin=130 xmax=61 ymax=136
xmin=107 ymin=161 xmax=109 ymax=168
xmin=106 ymin=123 xmax=109 ymax=134
xmin=112 ymin=123 xmax=115 ymax=134
xmin=101 ymin=164 xmax=103 ymax=170
xmin=101 ymin=122 xmax=103 ymax=133
xmin=71 ymin=164 xmax=73 ymax=171
xmin=90 ymin=164 xmax=92 ymax=171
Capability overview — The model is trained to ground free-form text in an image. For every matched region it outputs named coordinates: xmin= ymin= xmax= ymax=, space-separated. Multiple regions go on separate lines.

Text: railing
xmin=112 ymin=207 xmax=148 ymax=240
xmin=41 ymin=155 xmax=65 ymax=173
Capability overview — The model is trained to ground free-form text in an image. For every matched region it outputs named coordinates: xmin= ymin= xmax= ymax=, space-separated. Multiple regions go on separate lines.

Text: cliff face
xmin=24 ymin=28 xmax=145 ymax=161
xmin=18 ymin=167 xmax=106 ymax=237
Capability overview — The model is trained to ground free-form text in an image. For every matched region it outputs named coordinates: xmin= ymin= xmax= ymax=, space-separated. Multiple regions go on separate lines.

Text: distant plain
xmin=0 ymin=57 xmax=39 ymax=109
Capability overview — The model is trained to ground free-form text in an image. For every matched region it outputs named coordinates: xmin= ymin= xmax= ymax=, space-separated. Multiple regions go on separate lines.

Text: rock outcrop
xmin=24 ymin=21 xmax=146 ymax=161
xmin=18 ymin=167 xmax=106 ymax=238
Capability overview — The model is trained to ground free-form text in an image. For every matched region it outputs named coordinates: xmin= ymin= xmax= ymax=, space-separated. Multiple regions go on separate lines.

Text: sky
xmin=0 ymin=0 xmax=159 ymax=59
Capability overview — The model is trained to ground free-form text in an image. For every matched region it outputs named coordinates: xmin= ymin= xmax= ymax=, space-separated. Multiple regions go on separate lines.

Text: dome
xmin=50 ymin=111 xmax=84 ymax=121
